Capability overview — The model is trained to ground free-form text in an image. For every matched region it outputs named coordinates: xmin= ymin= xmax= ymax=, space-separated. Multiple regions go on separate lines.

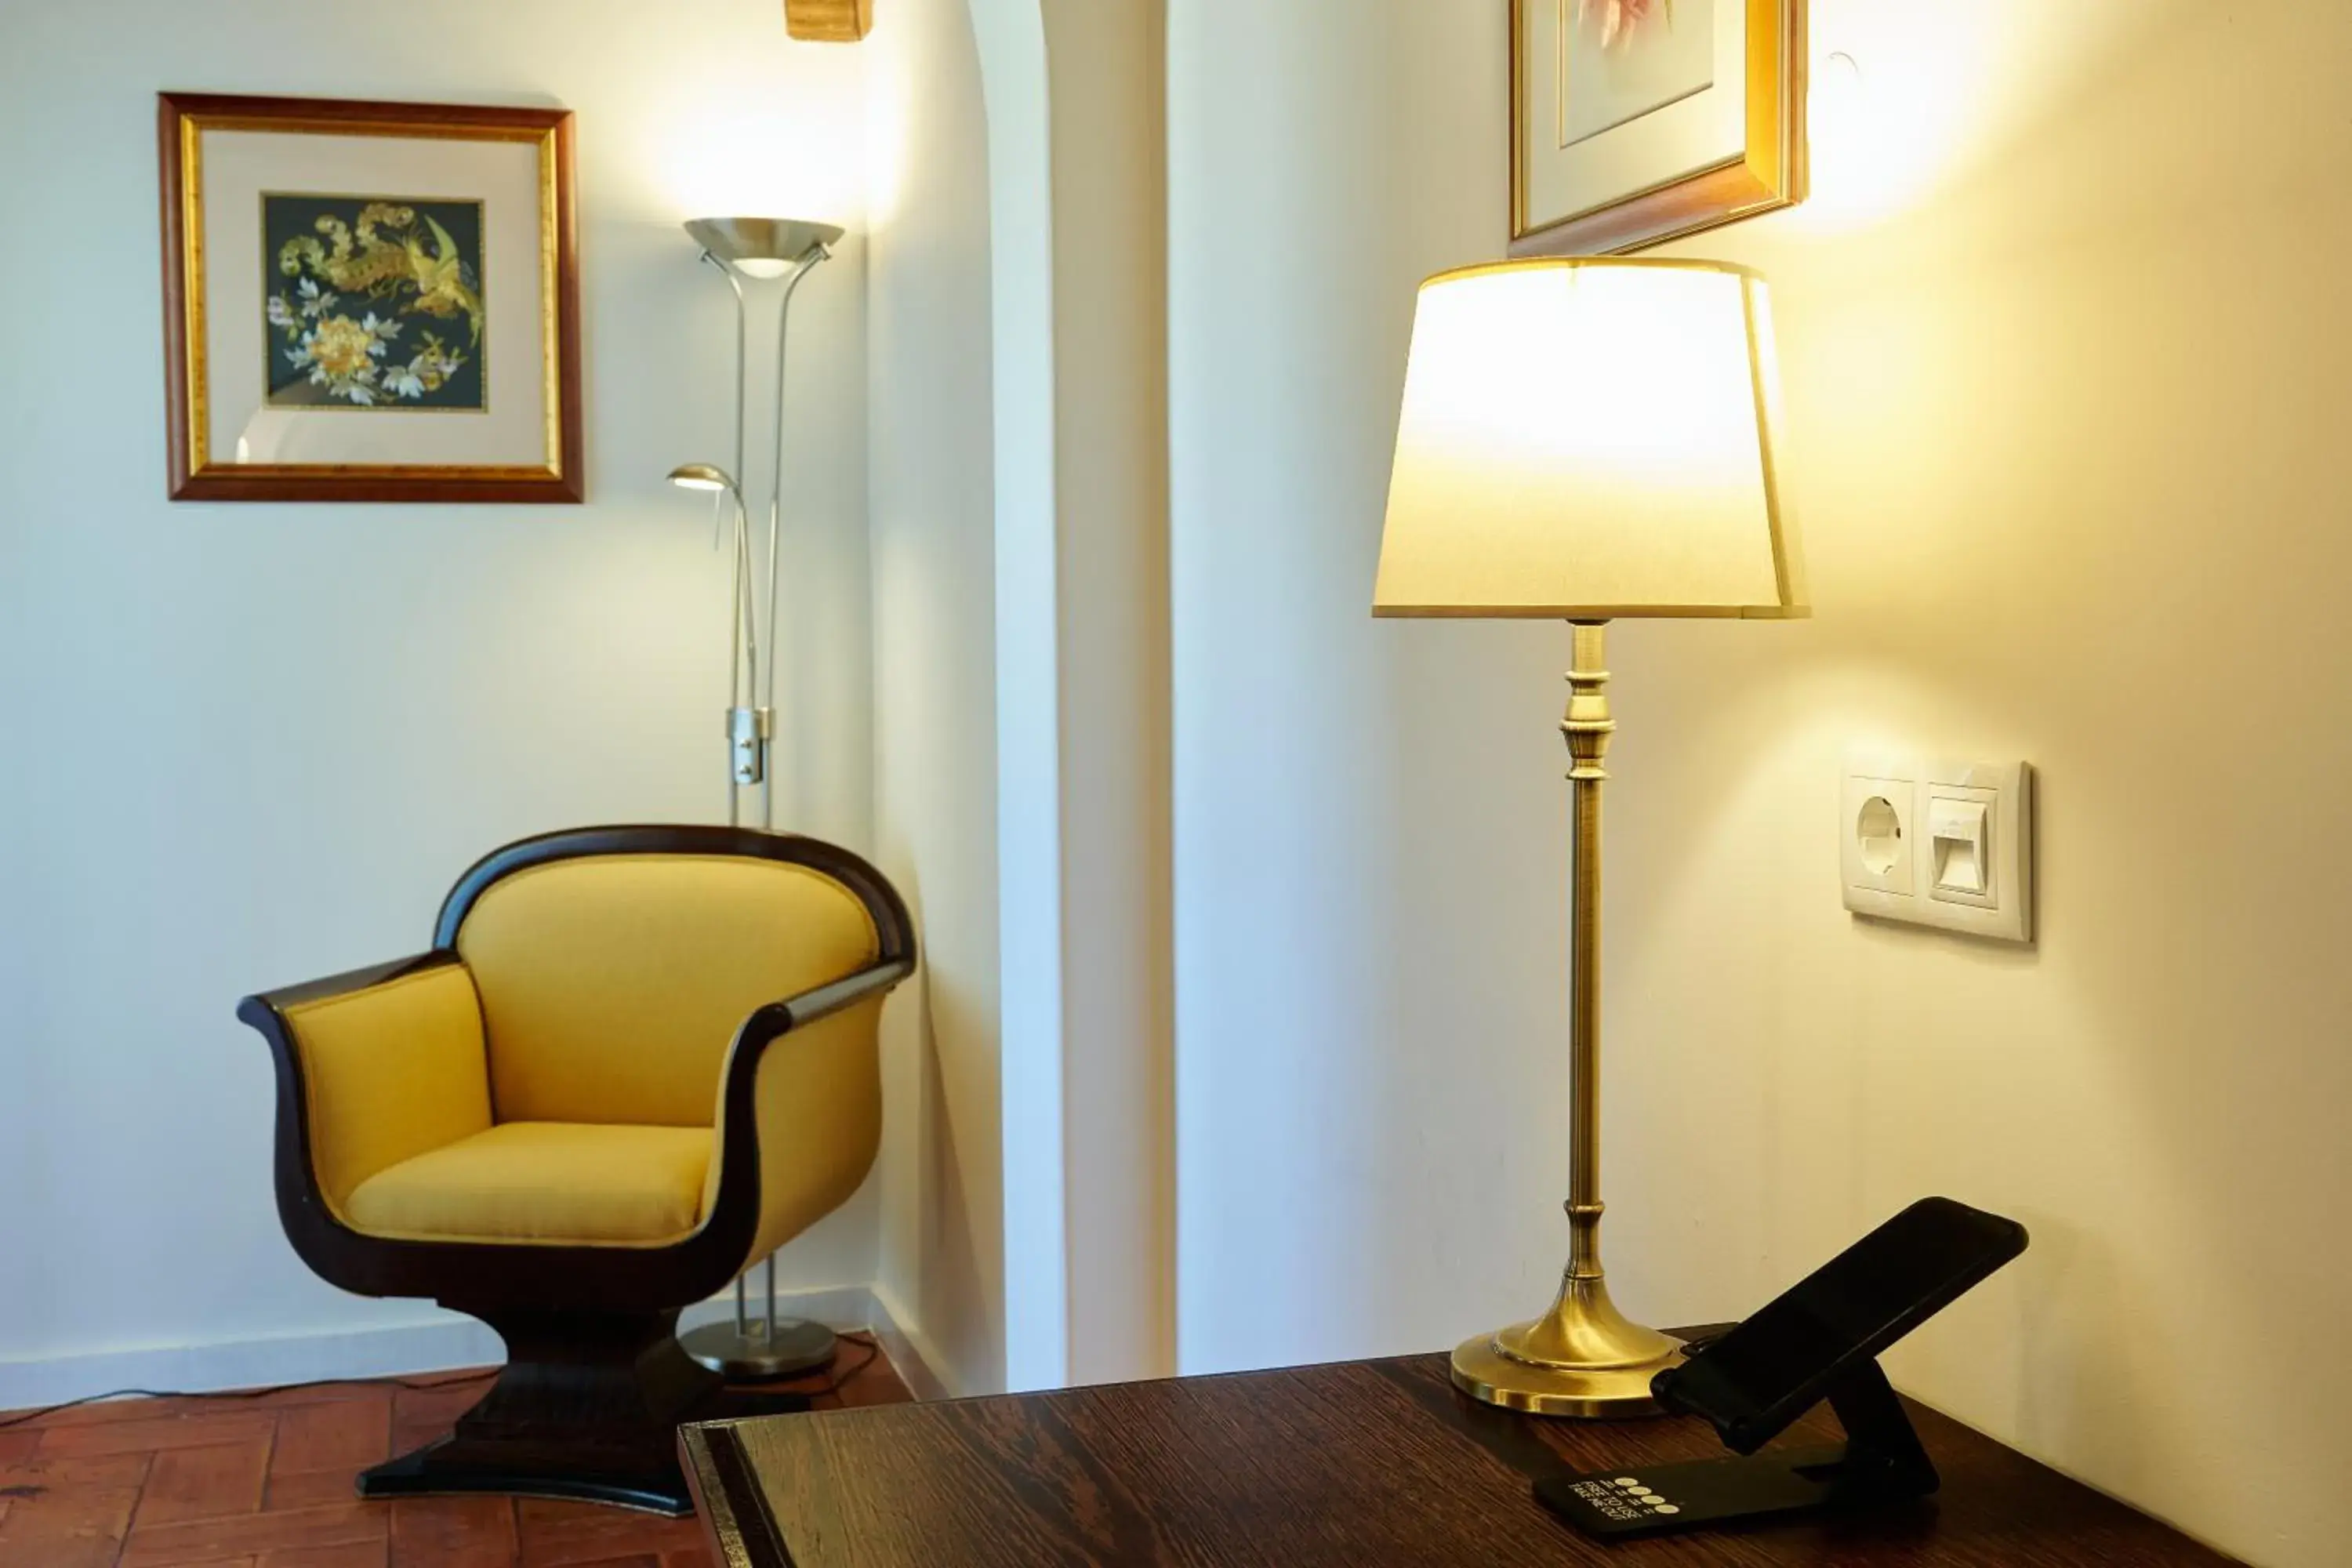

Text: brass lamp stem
xmin=1449 ymin=619 xmax=1684 ymax=1417
xmin=1564 ymin=620 xmax=1611 ymax=1290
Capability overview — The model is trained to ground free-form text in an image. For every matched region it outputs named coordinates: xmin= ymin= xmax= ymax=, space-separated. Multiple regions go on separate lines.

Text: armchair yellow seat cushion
xmin=343 ymin=1123 xmax=715 ymax=1247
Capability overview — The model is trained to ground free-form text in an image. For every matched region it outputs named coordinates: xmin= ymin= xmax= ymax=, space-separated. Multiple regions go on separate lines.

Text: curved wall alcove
xmin=868 ymin=0 xmax=1175 ymax=1399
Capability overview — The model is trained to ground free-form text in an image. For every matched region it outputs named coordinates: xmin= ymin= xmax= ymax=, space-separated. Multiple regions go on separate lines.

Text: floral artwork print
xmin=1578 ymin=0 xmax=1672 ymax=51
xmin=262 ymin=194 xmax=486 ymax=410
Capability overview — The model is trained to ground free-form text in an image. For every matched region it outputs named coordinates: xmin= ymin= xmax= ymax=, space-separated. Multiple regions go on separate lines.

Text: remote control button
xmin=1613 ymin=1478 xmax=1640 ymax=1487
xmin=1653 ymin=1504 xmax=1680 ymax=1515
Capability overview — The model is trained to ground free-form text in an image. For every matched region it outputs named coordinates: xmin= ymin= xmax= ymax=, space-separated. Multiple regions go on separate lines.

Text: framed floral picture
xmin=158 ymin=93 xmax=583 ymax=503
xmin=1512 ymin=0 xmax=1806 ymax=256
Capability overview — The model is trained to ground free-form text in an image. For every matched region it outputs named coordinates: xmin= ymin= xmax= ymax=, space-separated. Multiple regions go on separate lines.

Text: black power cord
xmin=0 ymin=1330 xmax=892 ymax=1432
xmin=0 ymin=1368 xmax=493 ymax=1432
xmin=809 ymin=1330 xmax=883 ymax=1396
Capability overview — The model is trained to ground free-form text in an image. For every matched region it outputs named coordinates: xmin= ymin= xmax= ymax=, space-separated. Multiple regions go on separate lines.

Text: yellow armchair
xmin=238 ymin=826 xmax=913 ymax=1515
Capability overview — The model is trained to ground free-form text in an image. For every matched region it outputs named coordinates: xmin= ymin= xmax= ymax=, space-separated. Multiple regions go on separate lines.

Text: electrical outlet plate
xmin=1842 ymin=753 xmax=2034 ymax=943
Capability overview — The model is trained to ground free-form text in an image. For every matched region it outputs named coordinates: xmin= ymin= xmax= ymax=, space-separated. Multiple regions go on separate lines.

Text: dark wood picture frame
xmin=158 ymin=93 xmax=584 ymax=503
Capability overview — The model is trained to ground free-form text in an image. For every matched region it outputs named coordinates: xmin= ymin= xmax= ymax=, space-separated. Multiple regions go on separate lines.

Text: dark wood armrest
xmin=236 ymin=950 xmax=463 ymax=1025
xmin=757 ymin=958 xmax=917 ymax=1038
xmin=719 ymin=958 xmax=916 ymax=1100
xmin=700 ymin=957 xmax=916 ymax=1236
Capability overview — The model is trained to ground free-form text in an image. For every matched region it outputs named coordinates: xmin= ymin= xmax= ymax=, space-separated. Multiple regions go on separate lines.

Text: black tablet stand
xmin=1538 ymin=1350 xmax=1941 ymax=1537
xmin=1534 ymin=1196 xmax=2027 ymax=1541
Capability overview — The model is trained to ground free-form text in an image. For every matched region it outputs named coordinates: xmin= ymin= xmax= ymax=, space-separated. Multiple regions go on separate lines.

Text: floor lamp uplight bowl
xmin=1374 ymin=257 xmax=1806 ymax=1417
xmin=667 ymin=215 xmax=845 ymax=1381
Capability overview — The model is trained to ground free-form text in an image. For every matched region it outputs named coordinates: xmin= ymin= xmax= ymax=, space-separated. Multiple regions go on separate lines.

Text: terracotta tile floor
xmin=0 ymin=1335 xmax=909 ymax=1566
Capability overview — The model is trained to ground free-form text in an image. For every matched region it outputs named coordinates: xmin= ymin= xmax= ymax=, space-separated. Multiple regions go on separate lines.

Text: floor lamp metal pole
xmin=673 ymin=224 xmax=841 ymax=1381
xmin=763 ymin=245 xmax=826 ymax=834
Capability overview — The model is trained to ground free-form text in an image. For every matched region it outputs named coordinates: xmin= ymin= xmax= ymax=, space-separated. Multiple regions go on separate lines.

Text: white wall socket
xmin=1842 ymin=753 xmax=2034 ymax=943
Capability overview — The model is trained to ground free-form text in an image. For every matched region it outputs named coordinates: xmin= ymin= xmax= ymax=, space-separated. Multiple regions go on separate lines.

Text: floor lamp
xmin=1374 ymin=257 xmax=1806 ymax=1417
xmin=666 ymin=216 xmax=845 ymax=1381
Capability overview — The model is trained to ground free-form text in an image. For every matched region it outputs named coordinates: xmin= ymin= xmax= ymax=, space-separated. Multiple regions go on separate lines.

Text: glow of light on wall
xmin=1793 ymin=1 xmax=2124 ymax=237
xmin=648 ymin=65 xmax=868 ymax=228
xmin=862 ymin=16 xmax=914 ymax=227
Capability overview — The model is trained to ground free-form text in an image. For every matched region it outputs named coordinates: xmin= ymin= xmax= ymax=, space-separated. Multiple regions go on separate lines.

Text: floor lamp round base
xmin=1449 ymin=1328 xmax=1682 ymax=1419
xmin=680 ymin=1318 xmax=837 ymax=1381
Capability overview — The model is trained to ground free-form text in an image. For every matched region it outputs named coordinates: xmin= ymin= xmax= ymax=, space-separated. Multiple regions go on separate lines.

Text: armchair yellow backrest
xmin=453 ymin=854 xmax=880 ymax=1127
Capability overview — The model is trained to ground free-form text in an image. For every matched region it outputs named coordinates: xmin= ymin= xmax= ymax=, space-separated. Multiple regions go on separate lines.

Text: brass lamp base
xmin=1450 ymin=1276 xmax=1684 ymax=1418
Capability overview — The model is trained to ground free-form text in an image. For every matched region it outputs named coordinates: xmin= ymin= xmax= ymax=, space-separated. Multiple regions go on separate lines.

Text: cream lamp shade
xmin=1374 ymin=258 xmax=1805 ymax=619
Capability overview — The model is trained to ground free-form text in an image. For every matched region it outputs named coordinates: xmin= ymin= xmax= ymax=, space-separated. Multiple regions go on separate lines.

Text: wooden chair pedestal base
xmin=358 ymin=1306 xmax=810 ymax=1516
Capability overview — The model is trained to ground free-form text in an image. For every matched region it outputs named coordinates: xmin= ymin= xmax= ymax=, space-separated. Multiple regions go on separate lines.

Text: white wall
xmin=1168 ymin=0 xmax=1567 ymax=1375
xmin=864 ymin=0 xmax=1007 ymax=1397
xmin=1621 ymin=5 xmax=2352 ymax=1560
xmin=1036 ymin=0 xmax=1177 ymax=1389
xmin=866 ymin=0 xmax=1179 ymax=1398
xmin=1169 ymin=1 xmax=2352 ymax=1563
xmin=0 ymin=0 xmax=874 ymax=1404
xmin=962 ymin=0 xmax=1069 ymax=1398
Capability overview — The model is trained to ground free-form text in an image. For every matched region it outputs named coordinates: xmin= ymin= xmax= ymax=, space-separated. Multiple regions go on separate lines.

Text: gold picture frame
xmin=159 ymin=93 xmax=583 ymax=503
xmin=1512 ymin=0 xmax=1806 ymax=257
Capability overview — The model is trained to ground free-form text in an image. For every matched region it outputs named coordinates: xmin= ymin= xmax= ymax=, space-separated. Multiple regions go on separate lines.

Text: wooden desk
xmin=680 ymin=1352 xmax=2238 ymax=1566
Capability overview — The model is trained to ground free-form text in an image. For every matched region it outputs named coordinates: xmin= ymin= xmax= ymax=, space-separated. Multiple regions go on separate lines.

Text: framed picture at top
xmin=1512 ymin=0 xmax=1806 ymax=256
xmin=159 ymin=93 xmax=583 ymax=503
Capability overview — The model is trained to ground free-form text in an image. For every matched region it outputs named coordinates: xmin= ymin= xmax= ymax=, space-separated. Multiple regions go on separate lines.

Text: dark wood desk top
xmin=680 ymin=1352 xmax=2238 ymax=1566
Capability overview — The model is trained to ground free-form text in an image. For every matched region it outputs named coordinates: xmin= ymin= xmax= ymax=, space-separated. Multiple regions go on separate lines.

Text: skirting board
xmin=0 ymin=1282 xmax=944 ymax=1414
xmin=866 ymin=1280 xmax=957 ymax=1403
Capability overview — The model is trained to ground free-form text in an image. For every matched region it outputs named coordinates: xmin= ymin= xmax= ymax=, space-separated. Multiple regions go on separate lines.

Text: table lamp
xmin=1374 ymin=256 xmax=1806 ymax=1417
